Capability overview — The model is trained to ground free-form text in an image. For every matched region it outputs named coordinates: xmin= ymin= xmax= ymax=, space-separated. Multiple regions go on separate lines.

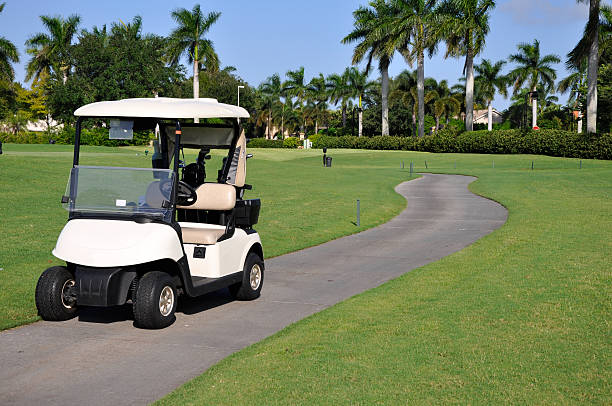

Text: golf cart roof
xmin=74 ymin=97 xmax=250 ymax=119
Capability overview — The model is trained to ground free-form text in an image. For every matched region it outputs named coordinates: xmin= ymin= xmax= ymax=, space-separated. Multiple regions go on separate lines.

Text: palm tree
xmin=283 ymin=67 xmax=309 ymax=138
xmin=432 ymin=80 xmax=461 ymax=129
xmin=259 ymin=73 xmax=283 ymax=139
xmin=273 ymin=99 xmax=300 ymax=139
xmin=306 ymin=73 xmax=329 ymax=135
xmin=254 ymin=91 xmax=275 ymax=139
xmin=438 ymin=0 xmax=495 ymax=132
xmin=167 ymin=4 xmax=221 ymax=104
xmin=391 ymin=69 xmax=418 ymax=134
xmin=343 ymin=0 xmax=396 ymax=136
xmin=111 ymin=16 xmax=144 ymax=40
xmin=326 ymin=68 xmax=352 ymax=127
xmin=389 ymin=0 xmax=439 ymax=137
xmin=25 ymin=14 xmax=81 ymax=84
xmin=0 ymin=3 xmax=19 ymax=82
xmin=507 ymin=39 xmax=560 ymax=129
xmin=558 ymin=63 xmax=587 ymax=132
xmin=568 ymin=2 xmax=612 ymax=133
xmin=474 ymin=59 xmax=507 ymax=131
xmin=347 ymin=67 xmax=378 ymax=137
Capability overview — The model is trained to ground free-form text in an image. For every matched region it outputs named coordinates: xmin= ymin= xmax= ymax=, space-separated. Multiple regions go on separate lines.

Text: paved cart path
xmin=0 ymin=174 xmax=507 ymax=406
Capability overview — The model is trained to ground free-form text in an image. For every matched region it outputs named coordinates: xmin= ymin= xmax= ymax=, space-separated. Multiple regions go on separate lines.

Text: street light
xmin=237 ymin=85 xmax=245 ymax=107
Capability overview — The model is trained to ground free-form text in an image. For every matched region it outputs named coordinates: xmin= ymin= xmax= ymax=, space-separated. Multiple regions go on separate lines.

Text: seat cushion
xmin=179 ymin=223 xmax=226 ymax=245
xmin=178 ymin=183 xmax=236 ymax=211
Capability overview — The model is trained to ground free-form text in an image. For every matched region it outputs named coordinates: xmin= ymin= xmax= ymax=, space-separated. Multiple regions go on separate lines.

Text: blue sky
xmin=1 ymin=0 xmax=589 ymax=110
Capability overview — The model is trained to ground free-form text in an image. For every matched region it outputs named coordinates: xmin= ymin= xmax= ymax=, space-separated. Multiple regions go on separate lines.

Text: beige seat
xmin=178 ymin=183 xmax=236 ymax=245
xmin=180 ymin=224 xmax=225 ymax=245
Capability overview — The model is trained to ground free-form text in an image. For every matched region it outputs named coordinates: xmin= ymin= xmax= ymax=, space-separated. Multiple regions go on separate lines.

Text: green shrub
xmin=283 ymin=137 xmax=300 ymax=149
xmin=247 ymin=138 xmax=284 ymax=148
xmin=1 ymin=127 xmax=152 ymax=146
xmin=247 ymin=128 xmax=612 ymax=160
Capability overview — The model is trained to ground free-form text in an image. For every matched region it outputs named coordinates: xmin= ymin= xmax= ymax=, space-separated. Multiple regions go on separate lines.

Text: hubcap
xmin=61 ymin=279 xmax=76 ymax=309
xmin=249 ymin=264 xmax=262 ymax=290
xmin=159 ymin=286 xmax=174 ymax=317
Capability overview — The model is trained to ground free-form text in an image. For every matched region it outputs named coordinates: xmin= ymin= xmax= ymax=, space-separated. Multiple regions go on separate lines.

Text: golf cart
xmin=35 ymin=98 xmax=264 ymax=329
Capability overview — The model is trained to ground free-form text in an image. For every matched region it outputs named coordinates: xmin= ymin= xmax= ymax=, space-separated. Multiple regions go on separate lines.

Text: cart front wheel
xmin=133 ymin=271 xmax=177 ymax=329
xmin=35 ymin=266 xmax=77 ymax=321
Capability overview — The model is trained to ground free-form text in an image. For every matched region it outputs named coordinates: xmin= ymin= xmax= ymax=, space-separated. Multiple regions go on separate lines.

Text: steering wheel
xmin=176 ymin=181 xmax=197 ymax=206
xmin=158 ymin=180 xmax=197 ymax=206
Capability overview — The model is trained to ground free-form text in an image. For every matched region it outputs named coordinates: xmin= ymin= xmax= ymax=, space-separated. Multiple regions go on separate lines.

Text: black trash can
xmin=325 ymin=156 xmax=332 ymax=167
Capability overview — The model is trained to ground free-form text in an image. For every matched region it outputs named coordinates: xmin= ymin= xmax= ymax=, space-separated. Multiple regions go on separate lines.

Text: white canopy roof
xmin=74 ymin=97 xmax=250 ymax=119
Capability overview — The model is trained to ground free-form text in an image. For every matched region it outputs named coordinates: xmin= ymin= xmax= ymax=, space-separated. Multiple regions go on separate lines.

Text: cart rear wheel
xmin=133 ymin=271 xmax=177 ymax=329
xmin=35 ymin=266 xmax=77 ymax=321
xmin=229 ymin=253 xmax=264 ymax=300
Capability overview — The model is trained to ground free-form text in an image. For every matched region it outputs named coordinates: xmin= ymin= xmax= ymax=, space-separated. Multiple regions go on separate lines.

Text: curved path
xmin=0 ymin=174 xmax=507 ymax=406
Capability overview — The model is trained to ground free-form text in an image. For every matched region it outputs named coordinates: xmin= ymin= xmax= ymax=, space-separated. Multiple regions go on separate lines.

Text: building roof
xmin=74 ymin=97 xmax=250 ymax=119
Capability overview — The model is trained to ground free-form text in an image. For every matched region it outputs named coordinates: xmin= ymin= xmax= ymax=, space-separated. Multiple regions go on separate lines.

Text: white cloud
xmin=499 ymin=0 xmax=588 ymax=25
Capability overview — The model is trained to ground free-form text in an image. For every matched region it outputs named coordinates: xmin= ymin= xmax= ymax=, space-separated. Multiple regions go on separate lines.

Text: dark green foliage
xmin=1 ymin=126 xmax=152 ymax=146
xmin=285 ymin=129 xmax=610 ymax=160
xmin=246 ymin=138 xmax=284 ymax=148
xmin=47 ymin=31 xmax=184 ymax=124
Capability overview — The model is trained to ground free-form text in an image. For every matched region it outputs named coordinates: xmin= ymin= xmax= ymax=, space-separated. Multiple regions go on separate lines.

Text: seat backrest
xmin=178 ymin=183 xmax=236 ymax=211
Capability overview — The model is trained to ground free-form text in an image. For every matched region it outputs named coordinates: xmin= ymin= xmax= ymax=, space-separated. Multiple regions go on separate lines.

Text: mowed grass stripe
xmin=156 ymin=153 xmax=612 ymax=405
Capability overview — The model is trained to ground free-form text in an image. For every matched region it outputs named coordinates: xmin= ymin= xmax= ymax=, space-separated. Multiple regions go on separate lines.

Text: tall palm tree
xmin=273 ymin=99 xmax=300 ymax=139
xmin=347 ymin=67 xmax=378 ymax=136
xmin=111 ymin=16 xmax=144 ymax=40
xmin=343 ymin=0 xmax=396 ymax=136
xmin=283 ymin=67 xmax=309 ymax=138
xmin=474 ymin=59 xmax=507 ymax=131
xmin=558 ymin=63 xmax=587 ymax=132
xmin=389 ymin=0 xmax=439 ymax=137
xmin=438 ymin=0 xmax=495 ymax=132
xmin=167 ymin=4 xmax=221 ymax=103
xmin=326 ymin=68 xmax=352 ymax=127
xmin=507 ymin=39 xmax=560 ymax=129
xmin=0 ymin=3 xmax=19 ymax=82
xmin=568 ymin=1 xmax=612 ymax=133
xmin=25 ymin=14 xmax=81 ymax=84
xmin=254 ymin=91 xmax=275 ymax=139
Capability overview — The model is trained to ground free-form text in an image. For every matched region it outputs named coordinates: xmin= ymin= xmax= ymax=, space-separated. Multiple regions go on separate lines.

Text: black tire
xmin=132 ymin=271 xmax=177 ymax=329
xmin=35 ymin=266 xmax=77 ymax=321
xmin=229 ymin=253 xmax=264 ymax=300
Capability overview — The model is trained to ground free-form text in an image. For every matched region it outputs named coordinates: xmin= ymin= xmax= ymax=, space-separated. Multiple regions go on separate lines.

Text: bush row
xmin=247 ymin=137 xmax=300 ymax=149
xmin=0 ymin=127 xmax=152 ymax=146
xmin=248 ymin=129 xmax=612 ymax=160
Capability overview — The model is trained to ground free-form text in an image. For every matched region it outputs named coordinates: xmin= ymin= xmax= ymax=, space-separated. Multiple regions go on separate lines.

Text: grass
xmin=154 ymin=152 xmax=612 ymax=405
xmin=0 ymin=144 xmax=408 ymax=330
xmin=1 ymin=145 xmax=611 ymax=403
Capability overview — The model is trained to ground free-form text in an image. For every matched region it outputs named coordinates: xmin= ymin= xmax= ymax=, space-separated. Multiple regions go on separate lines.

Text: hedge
xmin=0 ymin=127 xmax=152 ymax=147
xmin=254 ymin=129 xmax=611 ymax=160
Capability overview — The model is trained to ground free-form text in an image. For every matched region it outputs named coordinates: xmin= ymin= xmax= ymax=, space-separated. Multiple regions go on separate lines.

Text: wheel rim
xmin=159 ymin=286 xmax=174 ymax=317
xmin=249 ymin=264 xmax=262 ymax=290
xmin=61 ymin=279 xmax=76 ymax=309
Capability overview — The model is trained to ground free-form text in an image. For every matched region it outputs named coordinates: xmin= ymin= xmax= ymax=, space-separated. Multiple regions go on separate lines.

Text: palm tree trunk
xmin=193 ymin=59 xmax=200 ymax=123
xmin=358 ymin=110 xmax=363 ymax=137
xmin=435 ymin=116 xmax=440 ymax=131
xmin=417 ymin=50 xmax=425 ymax=137
xmin=578 ymin=114 xmax=583 ymax=133
xmin=587 ymin=0 xmax=600 ymax=133
xmin=465 ymin=49 xmax=474 ymax=132
xmin=412 ymin=113 xmax=416 ymax=137
xmin=315 ymin=120 xmax=318 ymax=135
xmin=267 ymin=112 xmax=271 ymax=139
xmin=488 ymin=102 xmax=493 ymax=131
xmin=281 ymin=116 xmax=284 ymax=140
xmin=381 ymin=65 xmax=389 ymax=136
xmin=532 ymin=86 xmax=538 ymax=128
xmin=342 ymin=104 xmax=347 ymax=127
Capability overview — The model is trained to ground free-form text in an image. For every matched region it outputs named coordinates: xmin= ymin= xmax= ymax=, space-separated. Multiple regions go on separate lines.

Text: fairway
xmin=1 ymin=145 xmax=611 ymax=404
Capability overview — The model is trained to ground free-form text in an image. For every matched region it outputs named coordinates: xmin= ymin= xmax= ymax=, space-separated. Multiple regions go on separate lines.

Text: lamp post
xmin=237 ymin=85 xmax=245 ymax=107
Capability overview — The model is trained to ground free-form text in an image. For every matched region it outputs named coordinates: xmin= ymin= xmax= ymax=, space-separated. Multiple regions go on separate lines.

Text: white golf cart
xmin=35 ymin=98 xmax=264 ymax=329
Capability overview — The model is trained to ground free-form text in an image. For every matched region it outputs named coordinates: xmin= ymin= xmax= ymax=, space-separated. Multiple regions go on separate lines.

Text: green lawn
xmin=1 ymin=145 xmax=611 ymax=403
xmin=155 ymin=152 xmax=612 ymax=405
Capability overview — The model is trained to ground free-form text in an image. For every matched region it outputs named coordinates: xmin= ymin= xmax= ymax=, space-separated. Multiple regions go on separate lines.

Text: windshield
xmin=64 ymin=166 xmax=175 ymax=220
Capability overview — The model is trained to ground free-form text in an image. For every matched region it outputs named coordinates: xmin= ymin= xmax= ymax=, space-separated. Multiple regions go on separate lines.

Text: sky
xmin=1 ymin=0 xmax=589 ymax=110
